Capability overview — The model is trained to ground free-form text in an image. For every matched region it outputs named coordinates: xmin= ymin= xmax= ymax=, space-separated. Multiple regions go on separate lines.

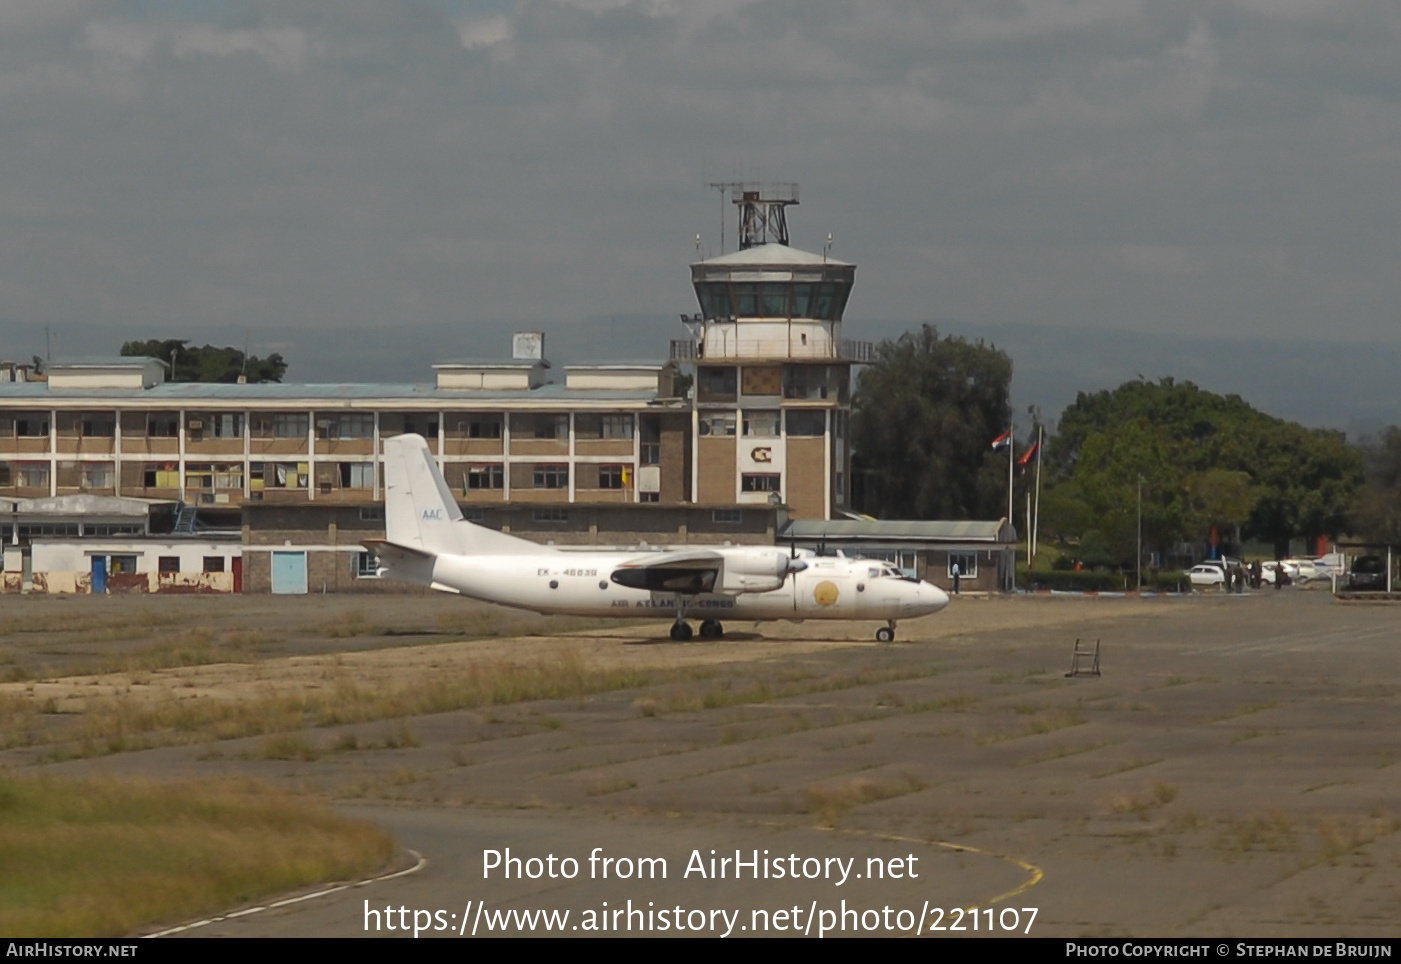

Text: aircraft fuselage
xmin=422 ymin=551 xmax=947 ymax=621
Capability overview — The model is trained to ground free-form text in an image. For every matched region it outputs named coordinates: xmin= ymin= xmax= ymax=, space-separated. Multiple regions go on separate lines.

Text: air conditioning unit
xmin=187 ymin=419 xmax=203 ymax=430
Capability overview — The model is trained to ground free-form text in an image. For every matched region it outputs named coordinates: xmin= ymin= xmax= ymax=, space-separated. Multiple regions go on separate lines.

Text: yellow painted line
xmin=814 ymin=825 xmax=1045 ymax=910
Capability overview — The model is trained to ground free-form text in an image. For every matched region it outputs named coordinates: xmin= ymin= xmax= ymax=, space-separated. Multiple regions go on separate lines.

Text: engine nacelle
xmin=716 ymin=547 xmax=791 ymax=594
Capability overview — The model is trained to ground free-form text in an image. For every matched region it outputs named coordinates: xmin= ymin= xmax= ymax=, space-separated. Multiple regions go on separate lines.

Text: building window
xmin=783 ymin=365 xmax=840 ymax=401
xmin=158 ymin=556 xmax=180 ymax=574
xmin=355 ymin=551 xmax=381 ymax=578
xmin=110 ymin=555 xmax=138 ymax=574
xmin=785 ymin=410 xmax=826 ymax=437
xmin=15 ymin=415 xmax=50 ymax=437
xmin=340 ymin=462 xmax=375 ymax=489
xmin=640 ymin=443 xmax=660 ymax=466
xmin=598 ymin=464 xmax=627 ymax=489
xmin=269 ymin=413 xmax=309 ymax=438
xmin=86 ymin=523 xmax=142 ymax=537
xmin=463 ymin=507 xmax=486 ymax=522
xmin=639 ymin=492 xmax=659 ymax=503
xmin=202 ymin=557 xmax=226 ymax=573
xmin=80 ymin=464 xmax=114 ymax=489
xmin=948 ymin=553 xmax=977 ymax=579
xmin=742 ymin=410 xmax=781 ymax=437
xmin=17 ymin=523 xmax=79 ymax=538
xmin=699 ymin=412 xmax=736 ymax=437
xmin=253 ymin=462 xmax=308 ymax=489
xmin=146 ymin=414 xmax=179 ymax=438
xmin=81 ymin=416 xmax=116 ymax=438
xmin=360 ymin=506 xmax=386 ymax=522
xmin=697 ymin=367 xmax=737 ymax=400
xmin=209 ymin=413 xmax=243 ymax=438
xmin=402 ymin=415 xmax=440 ymax=438
xmin=533 ymin=507 xmax=569 ymax=522
xmin=318 ymin=413 xmax=374 ymax=440
xmin=712 ymin=509 xmax=743 ymax=524
xmin=741 ymin=473 xmax=781 ymax=493
xmin=467 ymin=464 xmax=504 ymax=490
xmin=460 ymin=416 xmax=502 ymax=439
xmin=143 ymin=463 xmax=179 ymax=489
xmin=519 ymin=415 xmax=568 ymax=440
xmin=16 ymin=463 xmax=50 ymax=488
xmin=186 ymin=464 xmax=243 ymax=490
xmin=533 ymin=464 xmax=568 ymax=489
xmin=576 ymin=414 xmax=634 ymax=439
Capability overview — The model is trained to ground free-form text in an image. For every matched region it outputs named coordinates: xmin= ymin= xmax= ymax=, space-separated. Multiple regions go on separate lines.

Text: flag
xmin=1017 ymin=441 xmax=1041 ymax=467
xmin=990 ymin=430 xmax=1012 ymax=452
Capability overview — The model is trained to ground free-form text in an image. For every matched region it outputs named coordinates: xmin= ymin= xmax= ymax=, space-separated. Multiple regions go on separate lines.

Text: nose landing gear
xmin=876 ymin=621 xmax=897 ymax=643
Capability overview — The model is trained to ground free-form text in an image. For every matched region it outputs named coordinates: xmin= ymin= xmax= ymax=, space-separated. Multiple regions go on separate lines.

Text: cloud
xmin=0 ymin=0 xmax=1395 ymax=396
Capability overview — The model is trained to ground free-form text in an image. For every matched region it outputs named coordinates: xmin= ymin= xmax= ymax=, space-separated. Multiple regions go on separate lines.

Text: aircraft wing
xmin=610 ymin=547 xmax=794 ymax=595
xmin=610 ymin=549 xmax=725 ymax=594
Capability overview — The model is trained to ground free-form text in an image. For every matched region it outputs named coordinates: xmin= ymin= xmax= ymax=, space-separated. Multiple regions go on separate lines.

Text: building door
xmin=232 ymin=557 xmax=243 ymax=594
xmin=271 ymin=551 xmax=308 ymax=595
xmin=91 ymin=555 xmax=107 ymax=595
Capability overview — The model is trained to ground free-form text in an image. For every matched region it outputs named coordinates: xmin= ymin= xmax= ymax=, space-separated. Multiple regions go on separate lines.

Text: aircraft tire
xmin=699 ymin=619 xmax=724 ymax=639
xmin=670 ymin=621 xmax=693 ymax=642
xmin=876 ymin=627 xmax=895 ymax=643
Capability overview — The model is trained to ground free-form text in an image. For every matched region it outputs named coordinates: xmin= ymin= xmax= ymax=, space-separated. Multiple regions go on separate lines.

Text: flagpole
xmin=1006 ymin=421 xmax=1014 ymax=534
xmin=1007 ymin=421 xmax=1015 ymax=592
xmin=1032 ymin=424 xmax=1043 ymax=559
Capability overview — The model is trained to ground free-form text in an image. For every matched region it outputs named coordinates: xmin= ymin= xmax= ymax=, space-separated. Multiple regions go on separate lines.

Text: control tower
xmin=674 ymin=185 xmax=872 ymax=519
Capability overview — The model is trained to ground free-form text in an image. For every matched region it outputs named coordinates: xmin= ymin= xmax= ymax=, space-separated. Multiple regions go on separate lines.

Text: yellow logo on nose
xmin=813 ymin=580 xmax=839 ymax=607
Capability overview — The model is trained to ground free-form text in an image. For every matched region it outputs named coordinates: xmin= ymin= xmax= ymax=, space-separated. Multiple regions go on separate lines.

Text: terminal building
xmin=0 ymin=187 xmax=1015 ymax=594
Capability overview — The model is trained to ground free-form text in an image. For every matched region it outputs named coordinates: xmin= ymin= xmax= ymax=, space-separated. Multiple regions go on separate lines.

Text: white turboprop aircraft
xmin=366 ymin=435 xmax=949 ymax=641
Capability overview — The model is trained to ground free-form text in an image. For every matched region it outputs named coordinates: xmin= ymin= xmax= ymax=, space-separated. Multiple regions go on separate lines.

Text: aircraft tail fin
xmin=382 ymin=434 xmax=536 ymax=556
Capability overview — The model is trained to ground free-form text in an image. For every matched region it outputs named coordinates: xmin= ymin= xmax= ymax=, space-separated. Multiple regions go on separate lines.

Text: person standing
xmin=951 ymin=560 xmax=961 ymax=595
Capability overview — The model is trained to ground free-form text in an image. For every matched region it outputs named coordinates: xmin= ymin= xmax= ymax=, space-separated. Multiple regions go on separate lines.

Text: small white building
xmin=1 ymin=494 xmax=240 ymax=593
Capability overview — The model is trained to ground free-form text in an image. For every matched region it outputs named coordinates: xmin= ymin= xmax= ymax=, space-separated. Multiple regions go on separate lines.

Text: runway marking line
xmin=144 ymin=849 xmax=427 ymax=938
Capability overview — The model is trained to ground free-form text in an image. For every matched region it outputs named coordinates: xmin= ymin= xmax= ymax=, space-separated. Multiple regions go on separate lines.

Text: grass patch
xmin=975 ymin=707 xmax=1087 ymax=745
xmin=585 ymin=775 xmax=637 ymax=796
xmin=1016 ymin=740 xmax=1117 ymax=767
xmin=1213 ymin=811 xmax=1297 ymax=857
xmin=35 ymin=653 xmax=651 ymax=760
xmin=1108 ymin=782 xmax=1179 ymax=819
xmin=1094 ymin=757 xmax=1163 ymax=778
xmin=800 ymin=773 xmax=925 ymax=826
xmin=654 ymin=665 xmax=942 ymax=715
xmin=1208 ymin=700 xmax=1279 ymax=723
xmin=252 ymin=732 xmax=321 ymax=761
xmin=0 ymin=775 xmax=393 ymax=937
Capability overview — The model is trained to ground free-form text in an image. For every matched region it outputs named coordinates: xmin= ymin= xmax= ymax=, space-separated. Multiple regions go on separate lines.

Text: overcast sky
xmin=1 ymin=0 xmax=1397 ymax=426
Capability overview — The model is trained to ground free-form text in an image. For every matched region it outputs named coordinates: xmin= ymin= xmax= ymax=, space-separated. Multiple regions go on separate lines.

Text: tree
xmin=851 ymin=325 xmax=1012 ymax=520
xmin=120 ymin=339 xmax=287 ymax=383
xmin=1349 ymin=426 xmax=1401 ymax=544
xmin=1045 ymin=378 xmax=1361 ymax=561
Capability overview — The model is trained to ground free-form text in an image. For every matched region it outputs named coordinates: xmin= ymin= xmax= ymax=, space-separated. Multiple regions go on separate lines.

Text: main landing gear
xmin=670 ymin=618 xmax=725 ymax=641
xmin=876 ymin=621 xmax=897 ymax=643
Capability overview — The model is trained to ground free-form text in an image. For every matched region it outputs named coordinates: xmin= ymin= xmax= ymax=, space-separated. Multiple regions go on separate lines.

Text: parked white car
xmin=1260 ymin=561 xmax=1300 ymax=586
xmin=1187 ymin=564 xmax=1227 ymax=587
xmin=1283 ymin=559 xmax=1320 ymax=582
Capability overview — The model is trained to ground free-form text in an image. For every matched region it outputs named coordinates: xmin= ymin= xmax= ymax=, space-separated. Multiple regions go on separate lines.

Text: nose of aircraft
xmin=922 ymin=581 xmax=950 ymax=614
